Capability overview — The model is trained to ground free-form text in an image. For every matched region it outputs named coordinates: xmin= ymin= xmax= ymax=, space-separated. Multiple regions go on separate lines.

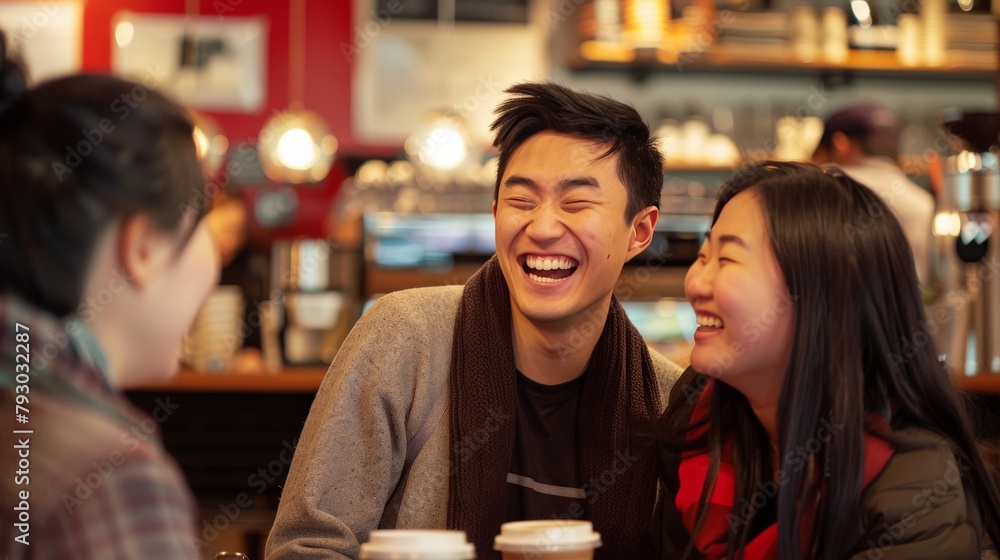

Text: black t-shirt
xmin=505 ymin=371 xmax=589 ymax=522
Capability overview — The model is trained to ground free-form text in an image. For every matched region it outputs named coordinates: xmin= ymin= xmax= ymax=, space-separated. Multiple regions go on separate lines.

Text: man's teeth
xmin=528 ymin=273 xmax=562 ymax=283
xmin=525 ymin=255 xmax=577 ymax=271
xmin=696 ymin=315 xmax=724 ymax=328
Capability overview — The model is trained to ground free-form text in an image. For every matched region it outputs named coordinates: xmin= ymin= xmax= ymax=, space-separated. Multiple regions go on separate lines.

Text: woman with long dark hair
xmin=0 ymin=31 xmax=218 ymax=557
xmin=658 ymin=161 xmax=1000 ymax=559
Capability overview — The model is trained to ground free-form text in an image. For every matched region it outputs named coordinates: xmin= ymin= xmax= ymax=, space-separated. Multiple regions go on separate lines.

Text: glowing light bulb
xmin=193 ymin=126 xmax=210 ymax=160
xmin=258 ymin=110 xmax=337 ymax=184
xmin=188 ymin=110 xmax=228 ymax=176
xmin=933 ymin=211 xmax=962 ymax=237
xmin=405 ymin=112 xmax=473 ymax=172
xmin=276 ymin=128 xmax=320 ymax=171
xmin=850 ymin=0 xmax=873 ymax=28
xmin=418 ymin=127 xmax=468 ymax=170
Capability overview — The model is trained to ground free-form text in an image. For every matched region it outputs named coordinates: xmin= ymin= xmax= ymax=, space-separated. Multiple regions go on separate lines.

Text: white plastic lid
xmin=493 ymin=521 xmax=602 ymax=553
xmin=360 ymin=530 xmax=476 ymax=560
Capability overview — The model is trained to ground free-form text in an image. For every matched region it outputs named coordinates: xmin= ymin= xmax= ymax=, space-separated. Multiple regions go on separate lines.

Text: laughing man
xmin=265 ymin=82 xmax=683 ymax=560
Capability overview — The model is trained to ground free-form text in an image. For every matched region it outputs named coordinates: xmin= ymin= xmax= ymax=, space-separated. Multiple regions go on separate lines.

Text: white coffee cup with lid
xmin=493 ymin=520 xmax=602 ymax=560
xmin=360 ymin=529 xmax=476 ymax=560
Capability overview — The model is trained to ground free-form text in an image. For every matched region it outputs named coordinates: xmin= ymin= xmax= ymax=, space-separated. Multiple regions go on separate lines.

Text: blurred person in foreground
xmin=658 ymin=161 xmax=999 ymax=559
xmin=812 ymin=102 xmax=935 ymax=284
xmin=266 ymin=82 xmax=683 ymax=560
xmin=0 ymin=32 xmax=218 ymax=558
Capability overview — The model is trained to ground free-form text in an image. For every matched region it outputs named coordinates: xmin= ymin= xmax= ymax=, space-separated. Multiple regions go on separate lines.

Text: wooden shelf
xmin=129 ymin=367 xmax=328 ymax=393
xmin=953 ymin=373 xmax=1000 ymax=395
xmin=572 ymin=46 xmax=997 ymax=82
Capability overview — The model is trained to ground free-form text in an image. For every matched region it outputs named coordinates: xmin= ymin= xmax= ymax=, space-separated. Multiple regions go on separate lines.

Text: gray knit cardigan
xmin=265 ymin=285 xmax=684 ymax=559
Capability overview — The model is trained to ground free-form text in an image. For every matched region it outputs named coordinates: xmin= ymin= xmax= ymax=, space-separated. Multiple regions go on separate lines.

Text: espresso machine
xmin=270 ymin=239 xmax=359 ymax=366
xmin=932 ymin=110 xmax=1000 ymax=376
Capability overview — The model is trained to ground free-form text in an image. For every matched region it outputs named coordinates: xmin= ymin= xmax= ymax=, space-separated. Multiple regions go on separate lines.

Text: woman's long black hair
xmin=659 ymin=161 xmax=1000 ymax=559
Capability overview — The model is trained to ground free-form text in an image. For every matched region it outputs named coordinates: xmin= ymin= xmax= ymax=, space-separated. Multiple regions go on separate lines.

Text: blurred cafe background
xmin=2 ymin=0 xmax=997 ymax=556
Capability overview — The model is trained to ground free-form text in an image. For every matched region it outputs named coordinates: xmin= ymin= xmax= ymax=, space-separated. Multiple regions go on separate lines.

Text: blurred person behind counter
xmin=812 ymin=102 xmax=936 ymax=284
xmin=0 ymin=32 xmax=219 ymax=558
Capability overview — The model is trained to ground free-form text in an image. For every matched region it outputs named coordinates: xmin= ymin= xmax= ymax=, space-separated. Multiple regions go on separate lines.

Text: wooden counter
xmin=131 ymin=366 xmax=328 ymax=393
xmin=953 ymin=373 xmax=1000 ymax=396
xmin=135 ymin=367 xmax=1000 ymax=395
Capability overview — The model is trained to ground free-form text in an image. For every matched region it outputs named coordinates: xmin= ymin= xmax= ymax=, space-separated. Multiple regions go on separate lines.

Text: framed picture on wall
xmin=111 ymin=11 xmax=267 ymax=113
xmin=351 ymin=0 xmax=548 ymax=145
xmin=0 ymin=1 xmax=83 ymax=82
xmin=372 ymin=0 xmax=530 ymax=23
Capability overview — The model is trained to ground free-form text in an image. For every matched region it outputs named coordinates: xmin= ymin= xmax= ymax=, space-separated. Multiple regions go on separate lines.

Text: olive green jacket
xmin=660 ymin=374 xmax=984 ymax=559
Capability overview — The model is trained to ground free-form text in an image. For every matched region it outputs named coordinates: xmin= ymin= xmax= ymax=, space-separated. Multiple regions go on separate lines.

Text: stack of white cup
xmin=180 ymin=285 xmax=246 ymax=373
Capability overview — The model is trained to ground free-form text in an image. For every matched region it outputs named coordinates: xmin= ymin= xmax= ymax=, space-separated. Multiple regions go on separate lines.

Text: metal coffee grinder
xmin=932 ymin=109 xmax=1000 ymax=376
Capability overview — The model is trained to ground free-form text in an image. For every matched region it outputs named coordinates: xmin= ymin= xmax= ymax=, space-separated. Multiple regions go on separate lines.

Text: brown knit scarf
xmin=447 ymin=256 xmax=663 ymax=560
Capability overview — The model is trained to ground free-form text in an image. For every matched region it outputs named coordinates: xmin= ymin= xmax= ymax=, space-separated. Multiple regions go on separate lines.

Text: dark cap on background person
xmin=815 ymin=102 xmax=900 ymax=160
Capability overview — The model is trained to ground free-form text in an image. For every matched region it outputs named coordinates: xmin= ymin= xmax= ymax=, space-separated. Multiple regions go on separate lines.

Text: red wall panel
xmin=78 ymin=0 xmax=396 ymax=238
xmin=80 ymin=0 xmax=393 ymax=156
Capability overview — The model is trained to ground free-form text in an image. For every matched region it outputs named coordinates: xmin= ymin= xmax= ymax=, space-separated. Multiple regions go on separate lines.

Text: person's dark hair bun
xmin=0 ymin=30 xmax=28 ymax=115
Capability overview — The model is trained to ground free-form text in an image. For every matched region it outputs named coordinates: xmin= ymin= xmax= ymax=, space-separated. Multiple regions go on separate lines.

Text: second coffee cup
xmin=359 ymin=529 xmax=476 ymax=559
xmin=493 ymin=520 xmax=602 ymax=560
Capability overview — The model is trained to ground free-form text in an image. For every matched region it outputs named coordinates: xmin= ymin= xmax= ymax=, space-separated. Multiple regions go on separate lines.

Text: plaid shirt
xmin=0 ymin=294 xmax=198 ymax=559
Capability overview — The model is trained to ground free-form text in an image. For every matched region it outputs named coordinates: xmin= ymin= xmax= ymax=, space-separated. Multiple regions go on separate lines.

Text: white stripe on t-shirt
xmin=506 ymin=473 xmax=586 ymax=499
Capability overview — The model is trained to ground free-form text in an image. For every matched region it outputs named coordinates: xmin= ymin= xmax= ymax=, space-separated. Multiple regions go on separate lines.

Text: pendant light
xmin=401 ymin=4 xmax=475 ymax=183
xmin=258 ymin=0 xmax=338 ymax=184
xmin=190 ymin=109 xmax=229 ymax=176
xmin=405 ymin=109 xmax=473 ymax=172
